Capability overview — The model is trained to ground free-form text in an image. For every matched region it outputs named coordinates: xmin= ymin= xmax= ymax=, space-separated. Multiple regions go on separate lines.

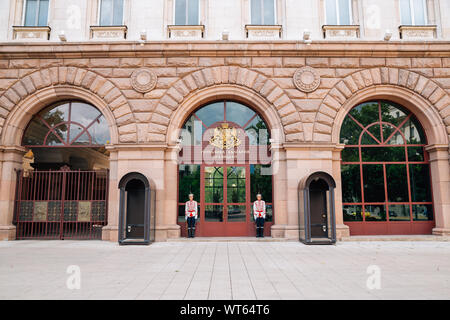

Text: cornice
xmin=0 ymin=41 xmax=449 ymax=59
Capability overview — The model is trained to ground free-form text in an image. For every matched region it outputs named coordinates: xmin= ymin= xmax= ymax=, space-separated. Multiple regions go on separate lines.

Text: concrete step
xmin=341 ymin=235 xmax=450 ymax=242
xmin=167 ymin=237 xmax=297 ymax=242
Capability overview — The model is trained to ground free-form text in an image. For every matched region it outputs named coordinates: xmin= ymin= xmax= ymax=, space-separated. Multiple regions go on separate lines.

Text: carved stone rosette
xmin=131 ymin=68 xmax=157 ymax=93
xmin=293 ymin=66 xmax=321 ymax=93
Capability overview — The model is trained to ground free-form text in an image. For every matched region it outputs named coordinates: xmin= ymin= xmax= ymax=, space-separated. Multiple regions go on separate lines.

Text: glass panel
xmin=39 ymin=102 xmax=69 ymax=126
xmin=45 ymin=131 xmax=65 ymax=146
xmin=25 ymin=0 xmax=38 ymax=26
xmin=381 ymin=101 xmax=408 ymax=127
xmin=389 ymin=204 xmax=411 ymax=221
xmin=88 ymin=116 xmax=110 ymax=145
xmin=69 ymin=124 xmax=85 ymax=144
xmin=181 ymin=115 xmax=202 ymax=146
xmin=361 ymin=147 xmax=405 ymax=162
xmin=412 ymin=0 xmax=426 ymax=25
xmin=363 ymin=165 xmax=385 ymax=202
xmin=384 ymin=126 xmax=405 ymax=145
xmin=204 ymin=167 xmax=223 ymax=203
xmin=175 ymin=0 xmax=187 ymax=25
xmin=245 ymin=115 xmax=269 ymax=145
xmin=227 ymin=205 xmax=246 ymax=222
xmin=23 ymin=118 xmax=50 ymax=145
xmin=400 ymin=0 xmax=412 ymax=25
xmin=343 ymin=205 xmax=362 ymax=221
xmin=341 ymin=164 xmax=361 ymax=203
xmin=265 ymin=204 xmax=273 ymax=222
xmin=100 ymin=0 xmax=113 ymax=26
xmin=349 ymin=102 xmax=379 ymax=128
xmin=226 ymin=102 xmax=255 ymax=127
xmin=364 ymin=205 xmax=386 ymax=221
xmin=412 ymin=204 xmax=433 ymax=221
xmin=205 ymin=205 xmax=223 ymax=222
xmin=179 ymin=164 xmax=201 ymax=203
xmin=401 ymin=117 xmax=426 ymax=144
xmin=112 ymin=0 xmax=124 ymax=25
xmin=363 ymin=125 xmax=382 ymax=144
xmin=263 ymin=0 xmax=275 ymax=25
xmin=409 ymin=164 xmax=432 ymax=202
xmin=325 ymin=0 xmax=337 ymax=25
xmin=37 ymin=0 xmax=49 ymax=26
xmin=386 ymin=164 xmax=409 ymax=202
xmin=70 ymin=102 xmax=102 ymax=127
xmin=408 ymin=147 xmax=424 ymax=161
xmin=250 ymin=164 xmax=272 ymax=202
xmin=227 ymin=167 xmax=246 ymax=203
xmin=341 ymin=148 xmax=359 ymax=162
xmin=195 ymin=102 xmax=224 ymax=127
xmin=340 ymin=116 xmax=362 ymax=145
xmin=187 ymin=0 xmax=199 ymax=25
xmin=338 ymin=0 xmax=351 ymax=25
xmin=251 ymin=0 xmax=262 ymax=24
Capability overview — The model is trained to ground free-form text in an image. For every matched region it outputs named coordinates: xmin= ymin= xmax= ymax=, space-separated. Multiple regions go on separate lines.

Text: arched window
xmin=340 ymin=100 xmax=434 ymax=235
xmin=22 ymin=101 xmax=110 ymax=147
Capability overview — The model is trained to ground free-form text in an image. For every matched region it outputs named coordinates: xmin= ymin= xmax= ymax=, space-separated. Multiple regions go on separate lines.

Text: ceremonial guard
xmin=185 ymin=193 xmax=198 ymax=238
xmin=253 ymin=193 xmax=266 ymax=238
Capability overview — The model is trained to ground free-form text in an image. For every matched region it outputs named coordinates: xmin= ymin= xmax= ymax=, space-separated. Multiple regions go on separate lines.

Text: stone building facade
xmin=0 ymin=0 xmax=449 ymax=242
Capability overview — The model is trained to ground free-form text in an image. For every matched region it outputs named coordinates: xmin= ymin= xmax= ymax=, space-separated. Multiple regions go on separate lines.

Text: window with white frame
xmin=24 ymin=0 xmax=49 ymax=26
xmin=99 ymin=0 xmax=124 ymax=26
xmin=251 ymin=0 xmax=276 ymax=25
xmin=325 ymin=0 xmax=352 ymax=25
xmin=400 ymin=0 xmax=427 ymax=25
xmin=175 ymin=0 xmax=200 ymax=25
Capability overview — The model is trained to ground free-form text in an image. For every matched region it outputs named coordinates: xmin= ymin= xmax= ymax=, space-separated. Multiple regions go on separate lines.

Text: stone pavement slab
xmin=0 ymin=240 xmax=449 ymax=300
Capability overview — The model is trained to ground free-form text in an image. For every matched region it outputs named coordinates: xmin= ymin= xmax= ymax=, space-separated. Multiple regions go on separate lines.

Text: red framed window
xmin=340 ymin=100 xmax=434 ymax=234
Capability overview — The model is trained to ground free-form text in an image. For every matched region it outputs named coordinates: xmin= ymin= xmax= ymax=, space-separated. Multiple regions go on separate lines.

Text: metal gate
xmin=14 ymin=167 xmax=109 ymax=240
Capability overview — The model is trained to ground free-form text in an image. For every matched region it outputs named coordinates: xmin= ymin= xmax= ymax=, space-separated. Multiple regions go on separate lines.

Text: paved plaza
xmin=0 ymin=240 xmax=449 ymax=300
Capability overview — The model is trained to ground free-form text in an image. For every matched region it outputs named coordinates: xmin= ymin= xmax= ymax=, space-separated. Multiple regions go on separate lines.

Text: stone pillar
xmin=332 ymin=144 xmax=350 ymax=239
xmin=270 ymin=143 xmax=288 ymax=238
xmin=0 ymin=146 xmax=26 ymax=240
xmin=102 ymin=148 xmax=119 ymax=242
xmin=427 ymin=144 xmax=450 ymax=236
xmin=161 ymin=144 xmax=181 ymax=239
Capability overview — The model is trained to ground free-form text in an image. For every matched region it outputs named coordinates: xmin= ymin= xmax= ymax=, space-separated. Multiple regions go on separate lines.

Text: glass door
xmin=200 ymin=165 xmax=250 ymax=236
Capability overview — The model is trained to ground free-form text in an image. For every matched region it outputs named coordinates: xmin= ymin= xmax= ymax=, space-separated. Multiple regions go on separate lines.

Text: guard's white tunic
xmin=253 ymin=200 xmax=266 ymax=219
xmin=185 ymin=200 xmax=198 ymax=220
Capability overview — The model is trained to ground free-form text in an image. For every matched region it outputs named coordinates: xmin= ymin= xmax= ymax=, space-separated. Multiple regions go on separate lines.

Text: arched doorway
xmin=340 ymin=100 xmax=434 ymax=235
xmin=118 ymin=172 xmax=155 ymax=245
xmin=14 ymin=100 xmax=111 ymax=240
xmin=298 ymin=171 xmax=336 ymax=244
xmin=177 ymin=100 xmax=273 ymax=237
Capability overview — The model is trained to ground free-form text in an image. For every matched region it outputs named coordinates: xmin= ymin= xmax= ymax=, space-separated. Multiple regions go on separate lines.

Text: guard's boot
xmin=260 ymin=227 xmax=264 ymax=238
xmin=187 ymin=228 xmax=191 ymax=238
xmin=192 ymin=227 xmax=196 ymax=238
xmin=256 ymin=228 xmax=259 ymax=238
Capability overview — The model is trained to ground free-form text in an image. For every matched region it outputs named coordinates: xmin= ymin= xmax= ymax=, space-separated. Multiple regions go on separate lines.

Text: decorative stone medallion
xmin=293 ymin=66 xmax=321 ymax=93
xmin=131 ymin=68 xmax=157 ymax=93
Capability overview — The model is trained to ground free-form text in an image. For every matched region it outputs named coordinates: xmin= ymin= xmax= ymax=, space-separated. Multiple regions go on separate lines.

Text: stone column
xmin=161 ymin=144 xmax=181 ymax=239
xmin=102 ymin=148 xmax=119 ymax=242
xmin=332 ymin=144 xmax=350 ymax=239
xmin=427 ymin=144 xmax=450 ymax=236
xmin=270 ymin=143 xmax=288 ymax=238
xmin=0 ymin=146 xmax=26 ymax=240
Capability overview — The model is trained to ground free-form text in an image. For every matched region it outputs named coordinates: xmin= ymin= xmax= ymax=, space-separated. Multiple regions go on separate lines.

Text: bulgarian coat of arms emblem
xmin=209 ymin=123 xmax=241 ymax=150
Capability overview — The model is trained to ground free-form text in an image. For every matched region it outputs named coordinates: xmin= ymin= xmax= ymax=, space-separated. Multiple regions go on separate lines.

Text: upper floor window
xmin=251 ymin=0 xmax=276 ymax=25
xmin=99 ymin=0 xmax=124 ymax=26
xmin=24 ymin=0 xmax=49 ymax=26
xmin=175 ymin=0 xmax=200 ymax=25
xmin=325 ymin=0 xmax=352 ymax=25
xmin=400 ymin=0 xmax=427 ymax=25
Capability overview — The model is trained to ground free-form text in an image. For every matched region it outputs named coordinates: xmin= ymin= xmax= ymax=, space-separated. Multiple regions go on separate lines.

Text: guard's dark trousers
xmin=255 ymin=217 xmax=265 ymax=238
xmin=187 ymin=216 xmax=196 ymax=238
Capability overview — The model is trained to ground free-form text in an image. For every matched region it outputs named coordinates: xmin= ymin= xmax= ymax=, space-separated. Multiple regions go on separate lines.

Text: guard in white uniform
xmin=253 ymin=193 xmax=266 ymax=238
xmin=185 ymin=193 xmax=198 ymax=238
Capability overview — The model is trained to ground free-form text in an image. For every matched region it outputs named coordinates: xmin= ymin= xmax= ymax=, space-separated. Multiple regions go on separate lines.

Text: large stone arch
xmin=0 ymin=66 xmax=137 ymax=145
xmin=148 ymin=66 xmax=304 ymax=143
xmin=313 ymin=67 xmax=450 ymax=146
